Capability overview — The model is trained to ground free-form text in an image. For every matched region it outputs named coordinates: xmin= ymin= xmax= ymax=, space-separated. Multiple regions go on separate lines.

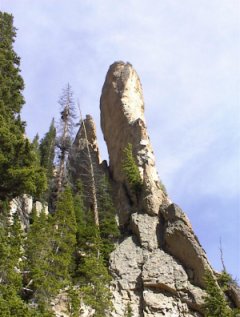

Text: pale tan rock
xmin=143 ymin=291 xmax=190 ymax=317
xmin=51 ymin=288 xmax=95 ymax=317
xmin=109 ymin=236 xmax=144 ymax=290
xmin=142 ymin=249 xmax=188 ymax=293
xmin=100 ymin=61 xmax=165 ymax=224
xmin=227 ymin=283 xmax=240 ymax=308
xmin=131 ymin=213 xmax=159 ymax=251
xmin=163 ymin=204 xmax=213 ymax=288
xmin=34 ymin=201 xmax=48 ymax=216
xmin=10 ymin=194 xmax=33 ymax=229
xmin=100 ymin=62 xmax=209 ymax=316
xmin=110 ymin=287 xmax=143 ymax=317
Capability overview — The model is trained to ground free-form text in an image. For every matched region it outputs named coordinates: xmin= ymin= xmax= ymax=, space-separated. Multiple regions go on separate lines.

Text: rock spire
xmin=100 ymin=62 xmax=214 ymax=316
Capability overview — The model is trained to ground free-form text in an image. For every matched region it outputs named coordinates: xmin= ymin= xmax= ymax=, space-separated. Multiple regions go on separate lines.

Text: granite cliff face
xmin=67 ymin=61 xmax=217 ymax=316
xmin=99 ymin=62 xmax=213 ymax=316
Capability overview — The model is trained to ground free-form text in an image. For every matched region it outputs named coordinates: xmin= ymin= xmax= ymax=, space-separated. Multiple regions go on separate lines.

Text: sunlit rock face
xmin=100 ymin=61 xmax=167 ymax=226
xmin=99 ymin=62 xmax=214 ymax=316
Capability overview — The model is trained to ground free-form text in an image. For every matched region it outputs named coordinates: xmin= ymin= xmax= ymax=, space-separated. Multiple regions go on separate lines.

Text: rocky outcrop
xmin=9 ymin=195 xmax=48 ymax=229
xmin=65 ymin=61 xmax=222 ymax=316
xmin=99 ymin=62 xmax=214 ymax=316
xmin=68 ymin=115 xmax=107 ymax=208
xmin=161 ymin=204 xmax=213 ymax=288
xmin=10 ymin=194 xmax=33 ymax=229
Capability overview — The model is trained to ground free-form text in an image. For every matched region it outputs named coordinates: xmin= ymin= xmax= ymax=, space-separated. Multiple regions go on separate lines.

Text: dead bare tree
xmin=55 ymin=84 xmax=76 ymax=199
xmin=76 ymin=101 xmax=99 ymax=227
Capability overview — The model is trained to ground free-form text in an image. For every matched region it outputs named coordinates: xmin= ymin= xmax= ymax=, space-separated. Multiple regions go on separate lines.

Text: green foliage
xmin=24 ymin=187 xmax=77 ymax=313
xmin=204 ymin=270 xmax=232 ymax=317
xmin=97 ymin=176 xmax=120 ymax=262
xmin=66 ymin=286 xmax=81 ymax=317
xmin=51 ymin=186 xmax=77 ymax=282
xmin=24 ymin=209 xmax=54 ymax=309
xmin=73 ymin=180 xmax=115 ymax=316
xmin=32 ymin=134 xmax=41 ymax=165
xmin=79 ymin=254 xmax=112 ymax=317
xmin=125 ymin=303 xmax=133 ymax=317
xmin=39 ymin=119 xmax=56 ymax=185
xmin=122 ymin=143 xmax=143 ymax=195
xmin=0 ymin=12 xmax=47 ymax=201
xmin=217 ymin=270 xmax=232 ymax=291
xmin=0 ymin=212 xmax=35 ymax=317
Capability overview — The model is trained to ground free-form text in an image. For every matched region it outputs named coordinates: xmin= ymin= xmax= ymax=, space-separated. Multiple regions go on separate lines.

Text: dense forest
xmin=0 ymin=12 xmax=239 ymax=317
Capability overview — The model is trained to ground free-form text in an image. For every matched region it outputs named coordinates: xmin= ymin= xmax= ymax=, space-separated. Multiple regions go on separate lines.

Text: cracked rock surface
xmin=100 ymin=62 xmax=213 ymax=316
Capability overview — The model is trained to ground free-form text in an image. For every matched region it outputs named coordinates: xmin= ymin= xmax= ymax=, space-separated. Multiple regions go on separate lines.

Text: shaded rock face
xmin=99 ymin=62 xmax=214 ymax=316
xmin=100 ymin=62 xmax=166 ymax=226
xmin=68 ymin=115 xmax=107 ymax=208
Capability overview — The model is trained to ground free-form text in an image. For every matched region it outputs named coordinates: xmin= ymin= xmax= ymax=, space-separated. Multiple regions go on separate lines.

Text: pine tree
xmin=204 ymin=270 xmax=232 ymax=317
xmin=24 ymin=209 xmax=53 ymax=310
xmin=39 ymin=118 xmax=56 ymax=183
xmin=39 ymin=118 xmax=56 ymax=204
xmin=0 ymin=12 xmax=47 ymax=201
xmin=73 ymin=183 xmax=113 ymax=317
xmin=79 ymin=254 xmax=112 ymax=317
xmin=122 ymin=143 xmax=143 ymax=196
xmin=32 ymin=134 xmax=40 ymax=164
xmin=97 ymin=176 xmax=119 ymax=262
xmin=25 ymin=187 xmax=77 ymax=313
xmin=0 ymin=213 xmax=35 ymax=317
xmin=51 ymin=186 xmax=77 ymax=283
xmin=76 ymin=110 xmax=100 ymax=227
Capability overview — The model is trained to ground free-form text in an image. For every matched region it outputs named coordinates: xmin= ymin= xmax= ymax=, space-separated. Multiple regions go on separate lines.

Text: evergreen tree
xmin=39 ymin=118 xmax=56 ymax=183
xmin=0 ymin=213 xmax=35 ymax=317
xmin=97 ymin=176 xmax=119 ymax=262
xmin=51 ymin=186 xmax=77 ymax=283
xmin=24 ymin=209 xmax=53 ymax=310
xmin=39 ymin=119 xmax=56 ymax=205
xmin=204 ymin=270 xmax=232 ymax=317
xmin=0 ymin=12 xmax=47 ymax=201
xmin=32 ymin=134 xmax=40 ymax=164
xmin=122 ymin=143 xmax=143 ymax=196
xmin=73 ymin=183 xmax=113 ymax=317
xmin=79 ymin=254 xmax=112 ymax=317
xmin=25 ymin=187 xmax=77 ymax=313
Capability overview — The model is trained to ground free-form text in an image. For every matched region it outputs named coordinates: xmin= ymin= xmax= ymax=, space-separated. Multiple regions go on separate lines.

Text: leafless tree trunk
xmin=77 ymin=102 xmax=99 ymax=227
xmin=55 ymin=84 xmax=75 ymax=198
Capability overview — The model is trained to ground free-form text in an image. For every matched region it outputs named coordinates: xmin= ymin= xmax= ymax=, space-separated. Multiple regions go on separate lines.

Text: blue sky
xmin=1 ymin=0 xmax=239 ymax=279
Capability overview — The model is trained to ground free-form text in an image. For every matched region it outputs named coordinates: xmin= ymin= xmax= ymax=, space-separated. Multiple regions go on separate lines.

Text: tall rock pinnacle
xmin=68 ymin=115 xmax=105 ymax=209
xmin=100 ymin=62 xmax=166 ymax=225
xmin=99 ymin=62 xmax=216 ymax=316
xmin=66 ymin=62 xmax=239 ymax=316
